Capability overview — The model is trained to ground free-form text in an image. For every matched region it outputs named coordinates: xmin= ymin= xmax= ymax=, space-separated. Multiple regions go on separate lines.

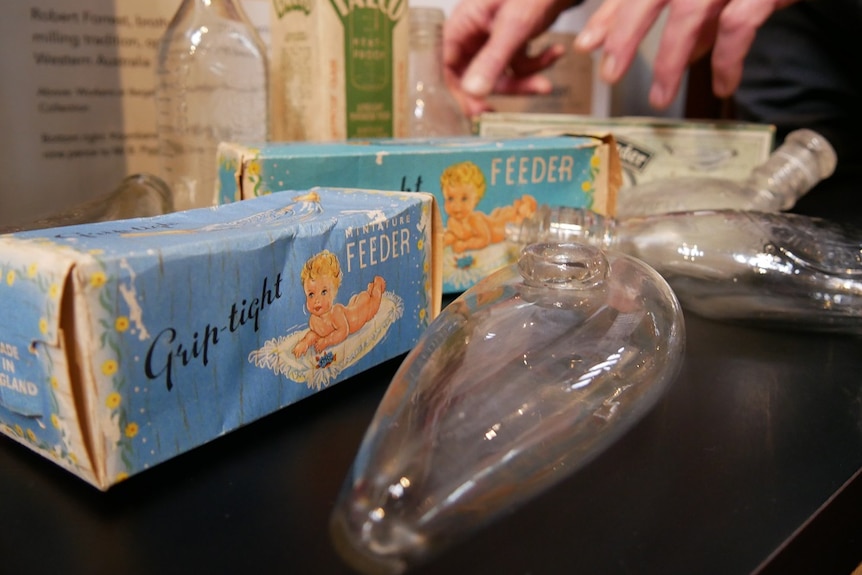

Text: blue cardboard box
xmin=217 ymin=136 xmax=620 ymax=292
xmin=0 ymin=188 xmax=440 ymax=490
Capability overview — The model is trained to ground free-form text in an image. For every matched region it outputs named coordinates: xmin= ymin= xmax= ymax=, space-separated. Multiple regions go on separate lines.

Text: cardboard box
xmin=269 ymin=0 xmax=408 ymax=141
xmin=0 ymin=188 xmax=440 ymax=490
xmin=478 ymin=113 xmax=775 ymax=186
xmin=217 ymin=135 xmax=620 ymax=292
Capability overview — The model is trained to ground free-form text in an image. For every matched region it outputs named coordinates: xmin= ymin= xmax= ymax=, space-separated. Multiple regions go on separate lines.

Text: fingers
xmin=444 ymin=0 xmax=498 ymax=76
xmin=444 ymin=0 xmax=529 ymax=96
xmin=649 ymin=0 xmax=726 ymax=108
xmin=575 ymin=0 xmax=669 ymax=84
xmin=572 ymin=0 xmax=620 ymax=52
xmin=461 ymin=45 xmax=565 ymax=116
xmin=444 ymin=0 xmax=795 ymax=114
xmin=445 ymin=0 xmax=571 ymax=98
xmin=710 ymin=0 xmax=797 ymax=97
xmin=462 ymin=13 xmax=552 ymax=95
xmin=509 ymin=42 xmax=567 ymax=79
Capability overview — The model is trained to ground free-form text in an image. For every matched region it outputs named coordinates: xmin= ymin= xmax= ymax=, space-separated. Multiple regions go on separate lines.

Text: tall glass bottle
xmin=508 ymin=206 xmax=862 ymax=333
xmin=156 ymin=0 xmax=268 ymax=212
xmin=408 ymin=7 xmax=472 ymax=137
xmin=617 ymin=129 xmax=837 ymax=217
xmin=331 ymin=242 xmax=684 ymax=574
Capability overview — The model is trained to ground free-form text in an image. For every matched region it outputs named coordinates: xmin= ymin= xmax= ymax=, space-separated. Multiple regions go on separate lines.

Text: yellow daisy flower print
xmin=90 ymin=271 xmax=107 ymax=288
xmin=106 ymin=392 xmax=121 ymax=410
xmin=101 ymin=359 xmax=118 ymax=377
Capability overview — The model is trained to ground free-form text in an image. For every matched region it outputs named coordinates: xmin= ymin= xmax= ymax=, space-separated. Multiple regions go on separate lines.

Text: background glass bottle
xmin=156 ymin=0 xmax=268 ymax=212
xmin=617 ymin=129 xmax=837 ymax=217
xmin=408 ymin=7 xmax=472 ymax=138
xmin=509 ymin=205 xmax=862 ymax=333
xmin=0 ymin=174 xmax=173 ymax=233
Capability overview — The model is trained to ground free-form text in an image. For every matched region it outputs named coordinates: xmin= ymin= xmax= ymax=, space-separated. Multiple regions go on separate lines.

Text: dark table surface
xmin=2 ymin=169 xmax=862 ymax=575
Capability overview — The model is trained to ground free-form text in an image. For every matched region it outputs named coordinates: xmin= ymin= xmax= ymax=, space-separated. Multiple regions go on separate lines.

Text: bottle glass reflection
xmin=408 ymin=7 xmax=472 ymax=137
xmin=509 ymin=205 xmax=862 ymax=333
xmin=331 ymin=242 xmax=685 ymax=574
xmin=0 ymin=174 xmax=173 ymax=233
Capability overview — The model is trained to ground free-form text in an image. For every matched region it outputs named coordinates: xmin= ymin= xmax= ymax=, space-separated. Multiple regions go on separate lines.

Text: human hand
xmin=573 ymin=0 xmax=799 ymax=109
xmin=443 ymin=0 xmax=578 ymax=117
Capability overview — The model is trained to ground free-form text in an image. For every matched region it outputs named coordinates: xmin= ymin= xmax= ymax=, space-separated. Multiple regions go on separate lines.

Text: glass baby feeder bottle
xmin=616 ymin=128 xmax=837 ymax=217
xmin=508 ymin=206 xmax=862 ymax=334
xmin=407 ymin=6 xmax=472 ymax=137
xmin=330 ymin=241 xmax=686 ymax=574
xmin=156 ymin=0 xmax=268 ymax=212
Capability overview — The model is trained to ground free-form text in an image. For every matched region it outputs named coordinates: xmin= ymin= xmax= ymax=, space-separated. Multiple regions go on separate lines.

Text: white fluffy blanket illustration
xmin=248 ymin=292 xmax=404 ymax=390
xmin=444 ymin=241 xmax=515 ymax=291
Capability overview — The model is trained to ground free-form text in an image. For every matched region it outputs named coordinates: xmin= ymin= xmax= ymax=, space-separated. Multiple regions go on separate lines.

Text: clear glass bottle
xmin=508 ymin=206 xmax=862 ymax=333
xmin=408 ymin=7 xmax=472 ymax=137
xmin=616 ymin=129 xmax=837 ymax=217
xmin=331 ymin=242 xmax=685 ymax=574
xmin=156 ymin=0 xmax=268 ymax=212
xmin=0 ymin=174 xmax=173 ymax=233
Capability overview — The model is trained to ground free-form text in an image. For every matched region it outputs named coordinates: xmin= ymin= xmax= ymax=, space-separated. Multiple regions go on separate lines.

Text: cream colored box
xmin=479 ymin=113 xmax=776 ymax=187
xmin=270 ymin=0 xmax=409 ymax=141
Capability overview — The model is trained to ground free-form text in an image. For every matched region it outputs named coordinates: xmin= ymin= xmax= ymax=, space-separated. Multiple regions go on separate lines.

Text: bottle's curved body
xmin=616 ymin=211 xmax=862 ymax=332
xmin=331 ymin=243 xmax=685 ymax=574
xmin=156 ymin=0 xmax=268 ymax=212
xmin=616 ymin=129 xmax=837 ymax=217
xmin=509 ymin=206 xmax=862 ymax=333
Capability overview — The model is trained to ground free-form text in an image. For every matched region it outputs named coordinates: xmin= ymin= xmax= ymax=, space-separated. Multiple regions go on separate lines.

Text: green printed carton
xmin=217 ymin=135 xmax=620 ymax=292
xmin=0 ymin=188 xmax=441 ymax=490
xmin=270 ymin=0 xmax=409 ymax=141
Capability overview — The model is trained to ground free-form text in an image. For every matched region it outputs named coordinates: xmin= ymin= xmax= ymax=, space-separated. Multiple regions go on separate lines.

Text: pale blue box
xmin=0 ymin=188 xmax=440 ymax=489
xmin=217 ymin=136 xmax=619 ymax=293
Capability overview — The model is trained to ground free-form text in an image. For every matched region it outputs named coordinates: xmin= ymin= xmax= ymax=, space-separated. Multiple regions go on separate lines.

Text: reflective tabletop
xmin=1 ymin=169 xmax=861 ymax=575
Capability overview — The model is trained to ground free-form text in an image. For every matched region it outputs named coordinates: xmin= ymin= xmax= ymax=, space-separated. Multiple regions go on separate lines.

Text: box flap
xmin=593 ymin=133 xmax=622 ymax=217
xmin=0 ymin=238 xmax=76 ymax=417
xmin=0 ymin=236 xmax=100 ymax=488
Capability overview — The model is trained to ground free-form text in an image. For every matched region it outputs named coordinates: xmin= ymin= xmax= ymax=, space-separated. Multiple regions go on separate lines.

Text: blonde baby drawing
xmin=441 ymin=161 xmax=538 ymax=253
xmin=292 ymin=250 xmax=386 ymax=358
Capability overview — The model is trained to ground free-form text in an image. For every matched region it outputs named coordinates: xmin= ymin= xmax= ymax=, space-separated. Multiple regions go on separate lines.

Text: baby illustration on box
xmin=441 ymin=161 xmax=537 ymax=253
xmin=441 ymin=161 xmax=537 ymax=289
xmin=292 ymin=250 xmax=386 ymax=357
xmin=249 ymin=249 xmax=403 ymax=390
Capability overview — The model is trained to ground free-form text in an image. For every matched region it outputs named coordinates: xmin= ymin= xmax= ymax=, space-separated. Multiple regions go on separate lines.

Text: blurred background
xmin=0 ymin=0 xmax=686 ymax=227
